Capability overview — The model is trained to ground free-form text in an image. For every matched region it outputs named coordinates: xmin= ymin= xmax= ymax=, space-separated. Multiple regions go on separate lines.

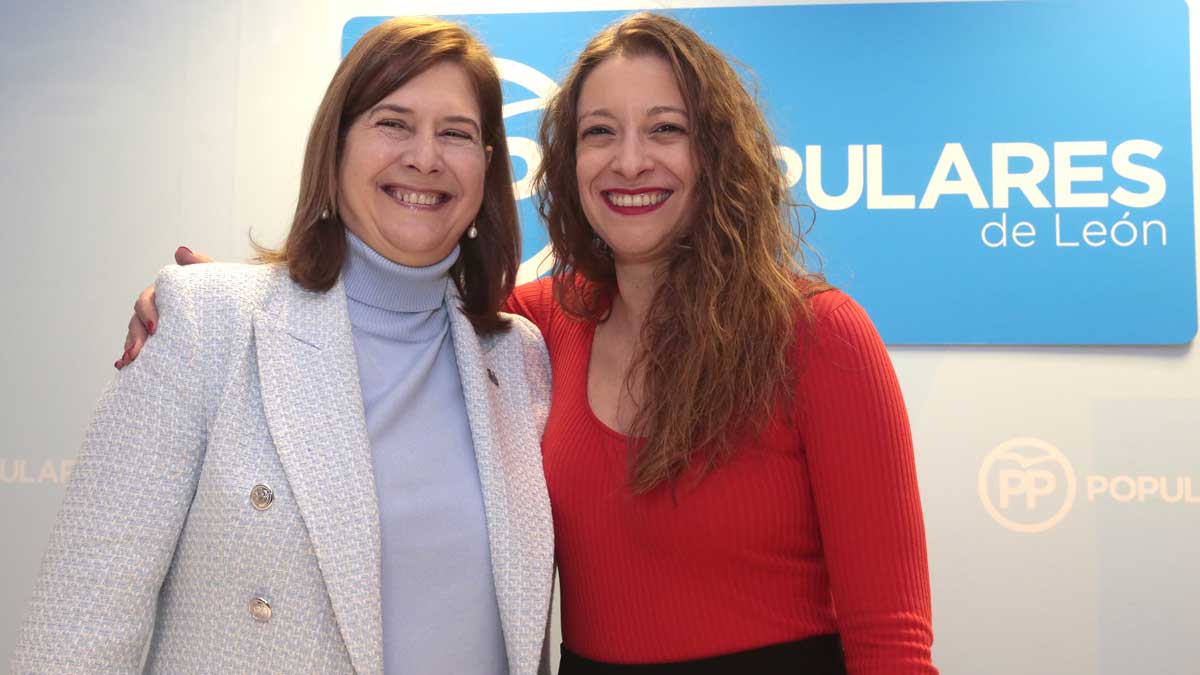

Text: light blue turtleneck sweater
xmin=342 ymin=232 xmax=508 ymax=675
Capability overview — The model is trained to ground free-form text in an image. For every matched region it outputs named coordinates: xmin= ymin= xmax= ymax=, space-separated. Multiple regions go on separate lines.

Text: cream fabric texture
xmin=11 ymin=263 xmax=554 ymax=675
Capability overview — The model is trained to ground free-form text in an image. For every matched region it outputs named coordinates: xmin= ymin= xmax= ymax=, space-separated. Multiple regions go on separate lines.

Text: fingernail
xmin=114 ymin=359 xmax=123 ymax=369
xmin=147 ymin=320 xmax=156 ymax=334
xmin=177 ymin=246 xmax=193 ymax=256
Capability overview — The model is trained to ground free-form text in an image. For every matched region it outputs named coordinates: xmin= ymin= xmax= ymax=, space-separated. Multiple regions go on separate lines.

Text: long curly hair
xmin=534 ymin=12 xmax=829 ymax=492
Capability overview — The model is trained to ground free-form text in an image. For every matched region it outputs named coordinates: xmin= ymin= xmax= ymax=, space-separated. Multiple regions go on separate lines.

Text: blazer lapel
xmin=254 ymin=275 xmax=383 ymax=675
xmin=446 ymin=285 xmax=550 ymax=675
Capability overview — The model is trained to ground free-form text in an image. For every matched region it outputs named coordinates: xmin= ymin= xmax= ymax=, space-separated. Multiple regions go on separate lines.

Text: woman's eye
xmin=581 ymin=126 xmax=614 ymax=138
xmin=654 ymin=123 xmax=686 ymax=135
xmin=443 ymin=129 xmax=474 ymax=141
xmin=378 ymin=119 xmax=408 ymax=130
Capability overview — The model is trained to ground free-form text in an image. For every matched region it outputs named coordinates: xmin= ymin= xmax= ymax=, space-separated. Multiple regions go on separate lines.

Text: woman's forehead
xmin=371 ymin=61 xmax=483 ymax=120
xmin=578 ymin=54 xmax=687 ymax=114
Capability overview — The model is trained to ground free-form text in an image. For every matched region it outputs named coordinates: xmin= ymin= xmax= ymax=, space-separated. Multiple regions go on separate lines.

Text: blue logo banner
xmin=344 ymin=1 xmax=1196 ymax=344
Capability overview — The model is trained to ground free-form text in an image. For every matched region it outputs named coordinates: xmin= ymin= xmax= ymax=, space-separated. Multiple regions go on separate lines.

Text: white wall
xmin=2 ymin=1 xmax=1196 ymax=673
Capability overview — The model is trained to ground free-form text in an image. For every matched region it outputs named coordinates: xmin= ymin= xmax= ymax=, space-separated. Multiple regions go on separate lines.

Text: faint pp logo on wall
xmin=979 ymin=436 xmax=1200 ymax=532
xmin=978 ymin=437 xmax=1077 ymax=533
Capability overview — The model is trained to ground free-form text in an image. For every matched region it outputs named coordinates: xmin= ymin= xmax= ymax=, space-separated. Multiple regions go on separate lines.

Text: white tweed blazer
xmin=11 ymin=262 xmax=555 ymax=675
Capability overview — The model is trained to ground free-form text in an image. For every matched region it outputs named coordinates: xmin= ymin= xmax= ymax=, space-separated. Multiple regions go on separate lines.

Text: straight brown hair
xmin=260 ymin=17 xmax=519 ymax=335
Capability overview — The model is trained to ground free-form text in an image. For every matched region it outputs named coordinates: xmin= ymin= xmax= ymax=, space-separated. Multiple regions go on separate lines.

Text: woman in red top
xmin=118 ymin=12 xmax=936 ymax=674
xmin=511 ymin=13 xmax=936 ymax=674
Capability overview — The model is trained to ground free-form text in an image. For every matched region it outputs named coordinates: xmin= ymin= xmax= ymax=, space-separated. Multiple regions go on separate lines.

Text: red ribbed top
xmin=506 ymin=279 xmax=937 ymax=674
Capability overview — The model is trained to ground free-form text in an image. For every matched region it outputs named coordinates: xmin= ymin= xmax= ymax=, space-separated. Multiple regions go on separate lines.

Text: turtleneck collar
xmin=342 ymin=230 xmax=458 ymax=313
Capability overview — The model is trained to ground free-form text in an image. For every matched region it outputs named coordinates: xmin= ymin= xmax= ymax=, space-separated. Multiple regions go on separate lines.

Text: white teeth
xmin=606 ymin=191 xmax=669 ymax=208
xmin=389 ymin=190 xmax=443 ymax=206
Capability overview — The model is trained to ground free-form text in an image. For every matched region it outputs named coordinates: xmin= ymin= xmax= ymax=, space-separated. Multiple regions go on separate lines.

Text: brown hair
xmin=534 ymin=12 xmax=829 ymax=492
xmin=260 ymin=17 xmax=518 ymax=334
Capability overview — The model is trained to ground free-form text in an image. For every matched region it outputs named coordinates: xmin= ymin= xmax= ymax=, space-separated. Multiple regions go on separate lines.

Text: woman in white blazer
xmin=11 ymin=17 xmax=553 ymax=675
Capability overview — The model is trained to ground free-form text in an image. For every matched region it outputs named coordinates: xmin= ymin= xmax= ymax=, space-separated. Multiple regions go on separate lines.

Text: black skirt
xmin=558 ymin=634 xmax=846 ymax=675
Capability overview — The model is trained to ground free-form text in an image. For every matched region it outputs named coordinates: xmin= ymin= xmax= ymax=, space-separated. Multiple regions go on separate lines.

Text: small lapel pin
xmin=487 ymin=368 xmax=499 ymax=386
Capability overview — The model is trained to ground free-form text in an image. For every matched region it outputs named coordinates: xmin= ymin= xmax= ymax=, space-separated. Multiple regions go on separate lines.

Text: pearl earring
xmin=467 ymin=222 xmax=478 ymax=239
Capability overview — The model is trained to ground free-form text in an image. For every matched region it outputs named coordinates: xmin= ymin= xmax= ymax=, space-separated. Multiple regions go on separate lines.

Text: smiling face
xmin=574 ymin=53 xmax=698 ymax=266
xmin=337 ymin=60 xmax=491 ymax=267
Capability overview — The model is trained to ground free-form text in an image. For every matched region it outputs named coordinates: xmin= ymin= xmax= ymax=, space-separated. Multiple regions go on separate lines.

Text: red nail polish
xmin=114 ymin=360 xmax=123 ymax=369
xmin=147 ymin=320 xmax=156 ymax=334
xmin=177 ymin=246 xmax=193 ymax=256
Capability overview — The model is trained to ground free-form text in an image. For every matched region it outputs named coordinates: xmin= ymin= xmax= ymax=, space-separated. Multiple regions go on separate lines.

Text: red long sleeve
xmin=506 ymin=279 xmax=937 ymax=673
xmin=796 ymin=294 xmax=936 ymax=674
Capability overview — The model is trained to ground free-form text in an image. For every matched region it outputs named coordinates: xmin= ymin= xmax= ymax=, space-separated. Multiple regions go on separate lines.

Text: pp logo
xmin=494 ymin=58 xmax=557 ymax=284
xmin=978 ymin=437 xmax=1077 ymax=533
